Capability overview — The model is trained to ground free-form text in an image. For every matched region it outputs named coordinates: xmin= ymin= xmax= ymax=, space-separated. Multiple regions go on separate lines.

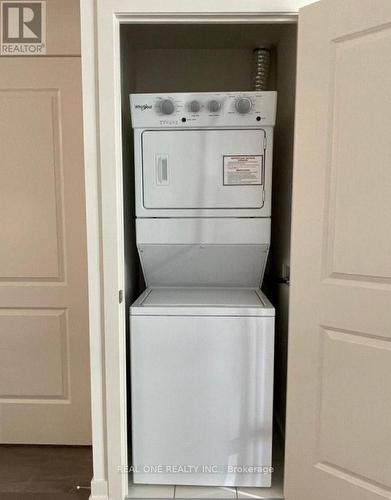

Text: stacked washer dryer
xmin=129 ymin=91 xmax=277 ymax=488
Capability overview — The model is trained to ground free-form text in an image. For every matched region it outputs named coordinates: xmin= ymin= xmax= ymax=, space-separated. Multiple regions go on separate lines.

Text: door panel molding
xmin=322 ymin=24 xmax=391 ymax=283
xmin=0 ymin=308 xmax=69 ymax=402
xmin=315 ymin=462 xmax=391 ymax=499
xmin=0 ymin=88 xmax=66 ymax=283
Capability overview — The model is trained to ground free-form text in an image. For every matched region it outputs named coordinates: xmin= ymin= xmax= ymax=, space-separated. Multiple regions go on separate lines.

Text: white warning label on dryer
xmin=223 ymin=155 xmax=263 ymax=185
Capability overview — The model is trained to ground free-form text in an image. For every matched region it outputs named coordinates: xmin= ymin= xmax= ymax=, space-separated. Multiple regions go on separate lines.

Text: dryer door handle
xmin=156 ymin=155 xmax=169 ymax=185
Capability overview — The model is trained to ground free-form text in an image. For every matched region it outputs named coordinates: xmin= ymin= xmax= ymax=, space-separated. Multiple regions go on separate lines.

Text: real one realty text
xmin=119 ymin=465 xmax=274 ymax=474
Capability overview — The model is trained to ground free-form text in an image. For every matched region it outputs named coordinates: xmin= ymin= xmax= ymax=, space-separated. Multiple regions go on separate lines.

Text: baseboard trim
xmin=90 ymin=478 xmax=108 ymax=500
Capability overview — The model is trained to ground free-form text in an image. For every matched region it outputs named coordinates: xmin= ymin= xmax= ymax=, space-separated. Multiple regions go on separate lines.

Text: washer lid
xmin=130 ymin=287 xmax=275 ymax=317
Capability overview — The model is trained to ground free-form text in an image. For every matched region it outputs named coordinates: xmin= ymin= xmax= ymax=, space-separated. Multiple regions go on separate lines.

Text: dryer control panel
xmin=130 ymin=91 xmax=277 ymax=128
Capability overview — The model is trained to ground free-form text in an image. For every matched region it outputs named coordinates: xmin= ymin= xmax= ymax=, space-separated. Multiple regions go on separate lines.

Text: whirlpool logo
xmin=135 ymin=104 xmax=153 ymax=111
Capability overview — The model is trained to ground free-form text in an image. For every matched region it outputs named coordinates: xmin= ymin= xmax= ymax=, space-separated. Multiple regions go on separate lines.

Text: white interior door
xmin=285 ymin=1 xmax=391 ymax=499
xmin=0 ymin=58 xmax=91 ymax=444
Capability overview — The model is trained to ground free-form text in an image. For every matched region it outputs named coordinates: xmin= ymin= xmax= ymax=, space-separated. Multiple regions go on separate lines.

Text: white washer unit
xmin=130 ymin=288 xmax=274 ymax=488
xmin=129 ymin=91 xmax=277 ymax=487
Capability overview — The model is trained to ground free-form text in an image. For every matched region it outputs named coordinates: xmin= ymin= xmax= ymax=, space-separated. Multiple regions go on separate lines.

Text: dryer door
xmin=141 ymin=129 xmax=266 ymax=210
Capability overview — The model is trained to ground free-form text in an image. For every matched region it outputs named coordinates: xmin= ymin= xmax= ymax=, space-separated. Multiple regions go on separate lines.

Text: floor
xmin=0 ymin=440 xmax=283 ymax=500
xmin=0 ymin=445 xmax=92 ymax=500
xmin=127 ymin=435 xmax=284 ymax=499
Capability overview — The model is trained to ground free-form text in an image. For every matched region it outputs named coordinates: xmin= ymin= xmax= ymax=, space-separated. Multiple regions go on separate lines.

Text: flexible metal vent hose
xmin=253 ymin=48 xmax=271 ymax=91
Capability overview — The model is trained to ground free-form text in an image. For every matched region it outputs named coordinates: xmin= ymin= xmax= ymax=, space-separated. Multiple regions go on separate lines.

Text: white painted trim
xmin=90 ymin=479 xmax=109 ymax=500
xmin=82 ymin=1 xmax=303 ymax=498
xmin=99 ymin=0 xmax=313 ymax=15
xmin=95 ymin=5 xmax=129 ymax=499
xmin=116 ymin=13 xmax=298 ymax=23
xmin=80 ymin=0 xmax=107 ymax=491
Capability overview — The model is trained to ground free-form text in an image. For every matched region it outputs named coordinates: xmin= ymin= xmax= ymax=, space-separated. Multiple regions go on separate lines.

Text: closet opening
xmin=120 ymin=21 xmax=297 ymax=499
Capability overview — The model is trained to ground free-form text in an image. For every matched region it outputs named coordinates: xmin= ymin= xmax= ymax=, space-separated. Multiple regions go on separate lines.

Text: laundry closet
xmin=82 ymin=1 xmax=391 ymax=499
xmin=120 ymin=22 xmax=295 ymax=495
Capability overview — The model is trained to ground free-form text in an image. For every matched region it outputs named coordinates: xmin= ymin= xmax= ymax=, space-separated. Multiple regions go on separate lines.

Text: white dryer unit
xmin=130 ymin=91 xmax=277 ymax=288
xmin=129 ymin=91 xmax=277 ymax=488
xmin=131 ymin=91 xmax=276 ymax=219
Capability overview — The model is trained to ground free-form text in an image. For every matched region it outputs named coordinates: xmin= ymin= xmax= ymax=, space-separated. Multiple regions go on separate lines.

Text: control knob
xmin=208 ymin=99 xmax=221 ymax=113
xmin=235 ymin=97 xmax=252 ymax=114
xmin=159 ymin=99 xmax=175 ymax=115
xmin=189 ymin=100 xmax=201 ymax=113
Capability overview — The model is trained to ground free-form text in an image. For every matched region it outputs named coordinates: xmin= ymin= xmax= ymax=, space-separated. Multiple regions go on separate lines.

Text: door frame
xmin=80 ymin=1 xmax=307 ymax=498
